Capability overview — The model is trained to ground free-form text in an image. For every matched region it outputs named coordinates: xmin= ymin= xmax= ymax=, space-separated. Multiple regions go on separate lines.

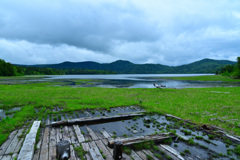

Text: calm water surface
xmin=43 ymin=74 xmax=240 ymax=88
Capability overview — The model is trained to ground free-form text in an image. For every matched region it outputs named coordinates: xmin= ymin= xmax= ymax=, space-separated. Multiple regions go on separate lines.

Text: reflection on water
xmin=42 ymin=74 xmax=240 ymax=88
xmin=94 ymin=79 xmax=240 ymax=89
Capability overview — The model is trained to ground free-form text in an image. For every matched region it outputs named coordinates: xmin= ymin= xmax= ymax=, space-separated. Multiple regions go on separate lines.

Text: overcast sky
xmin=0 ymin=0 xmax=240 ymax=66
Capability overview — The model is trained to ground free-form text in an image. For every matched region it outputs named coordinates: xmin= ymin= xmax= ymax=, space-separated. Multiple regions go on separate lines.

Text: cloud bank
xmin=0 ymin=0 xmax=240 ymax=65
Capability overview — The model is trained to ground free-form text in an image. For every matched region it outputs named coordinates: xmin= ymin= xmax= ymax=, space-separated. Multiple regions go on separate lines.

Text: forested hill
xmin=22 ymin=58 xmax=236 ymax=74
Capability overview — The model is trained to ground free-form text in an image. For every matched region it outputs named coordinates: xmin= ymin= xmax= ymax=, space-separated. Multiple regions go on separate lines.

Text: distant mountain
xmin=19 ymin=58 xmax=236 ymax=74
xmin=171 ymin=58 xmax=236 ymax=73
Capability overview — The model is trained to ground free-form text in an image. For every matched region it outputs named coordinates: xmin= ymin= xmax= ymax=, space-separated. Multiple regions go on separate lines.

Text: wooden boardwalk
xmin=0 ymin=112 xmax=183 ymax=160
xmin=0 ymin=124 xmax=31 ymax=160
xmin=31 ymin=125 xmax=180 ymax=160
xmin=0 ymin=125 xmax=177 ymax=160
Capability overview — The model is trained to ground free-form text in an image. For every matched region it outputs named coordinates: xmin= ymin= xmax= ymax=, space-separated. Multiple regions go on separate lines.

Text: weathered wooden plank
xmin=108 ymin=133 xmax=173 ymax=147
xmin=83 ymin=128 xmax=92 ymax=142
xmin=5 ymin=129 xmax=23 ymax=154
xmin=85 ymin=154 xmax=92 ymax=160
xmin=56 ymin=128 xmax=61 ymax=143
xmin=122 ymin=153 xmax=132 ymax=160
xmin=68 ymin=126 xmax=78 ymax=144
xmin=165 ymin=114 xmax=182 ymax=120
xmin=136 ymin=151 xmax=147 ymax=160
xmin=13 ymin=138 xmax=24 ymax=154
xmin=142 ymin=150 xmax=158 ymax=160
xmin=29 ymin=121 xmax=41 ymax=134
xmin=81 ymin=143 xmax=92 ymax=160
xmin=130 ymin=150 xmax=142 ymax=160
xmin=39 ymin=127 xmax=50 ymax=160
xmin=51 ymin=112 xmax=145 ymax=127
xmin=84 ymin=111 xmax=91 ymax=117
xmin=32 ymin=135 xmax=42 ymax=160
xmin=11 ymin=153 xmax=18 ymax=160
xmin=225 ymin=133 xmax=240 ymax=142
xmin=46 ymin=119 xmax=50 ymax=125
xmin=5 ymin=129 xmax=24 ymax=154
xmin=101 ymin=130 xmax=111 ymax=139
xmin=17 ymin=133 xmax=36 ymax=160
xmin=70 ymin=145 xmax=77 ymax=160
xmin=1 ymin=155 xmax=11 ymax=160
xmin=73 ymin=125 xmax=85 ymax=143
xmin=0 ymin=130 xmax=17 ymax=155
xmin=49 ymin=128 xmax=57 ymax=160
xmin=101 ymin=139 xmax=113 ymax=156
xmin=17 ymin=121 xmax=41 ymax=160
xmin=88 ymin=141 xmax=104 ymax=160
xmin=62 ymin=126 xmax=71 ymax=142
xmin=86 ymin=127 xmax=99 ymax=140
xmin=95 ymin=140 xmax=112 ymax=160
xmin=94 ymin=130 xmax=105 ymax=140
xmin=158 ymin=145 xmax=184 ymax=160
xmin=176 ymin=133 xmax=189 ymax=141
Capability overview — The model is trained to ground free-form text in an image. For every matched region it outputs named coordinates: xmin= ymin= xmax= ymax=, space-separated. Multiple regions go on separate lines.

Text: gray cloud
xmin=0 ymin=0 xmax=240 ymax=65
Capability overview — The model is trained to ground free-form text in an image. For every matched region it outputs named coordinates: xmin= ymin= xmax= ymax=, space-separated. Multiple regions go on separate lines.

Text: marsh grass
xmin=0 ymin=81 xmax=240 ymax=145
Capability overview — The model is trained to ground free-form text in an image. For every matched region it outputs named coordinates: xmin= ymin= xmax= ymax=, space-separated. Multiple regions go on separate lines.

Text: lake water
xmin=43 ymin=74 xmax=240 ymax=88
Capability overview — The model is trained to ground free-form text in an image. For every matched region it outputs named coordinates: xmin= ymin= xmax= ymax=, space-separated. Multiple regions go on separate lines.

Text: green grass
xmin=0 ymin=82 xmax=240 ymax=145
xmin=160 ymin=75 xmax=240 ymax=82
xmin=74 ymin=145 xmax=88 ymax=160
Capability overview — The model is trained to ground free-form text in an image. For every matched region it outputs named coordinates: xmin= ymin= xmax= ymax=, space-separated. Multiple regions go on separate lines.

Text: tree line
xmin=217 ymin=57 xmax=240 ymax=79
xmin=0 ymin=59 xmax=115 ymax=76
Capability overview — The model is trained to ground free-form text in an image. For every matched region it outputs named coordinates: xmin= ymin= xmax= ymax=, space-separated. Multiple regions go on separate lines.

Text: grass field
xmin=0 ymin=76 xmax=240 ymax=145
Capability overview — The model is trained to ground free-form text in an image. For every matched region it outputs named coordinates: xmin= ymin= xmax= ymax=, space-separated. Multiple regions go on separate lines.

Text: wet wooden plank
xmin=51 ymin=112 xmax=145 ymax=127
xmin=0 ymin=130 xmax=17 ymax=155
xmin=130 ymin=150 xmax=142 ymax=160
xmin=142 ymin=150 xmax=158 ymax=160
xmin=18 ymin=121 xmax=41 ymax=160
xmin=68 ymin=126 xmax=78 ymax=144
xmin=49 ymin=128 xmax=57 ymax=160
xmin=95 ymin=140 xmax=112 ymax=160
xmin=73 ymin=125 xmax=85 ymax=143
xmin=88 ymin=141 xmax=104 ymax=160
xmin=136 ymin=151 xmax=147 ymax=160
xmin=86 ymin=127 xmax=99 ymax=140
xmin=158 ymin=145 xmax=184 ymax=160
xmin=39 ymin=127 xmax=50 ymax=160
xmin=5 ymin=129 xmax=24 ymax=154
xmin=108 ymin=133 xmax=172 ymax=147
